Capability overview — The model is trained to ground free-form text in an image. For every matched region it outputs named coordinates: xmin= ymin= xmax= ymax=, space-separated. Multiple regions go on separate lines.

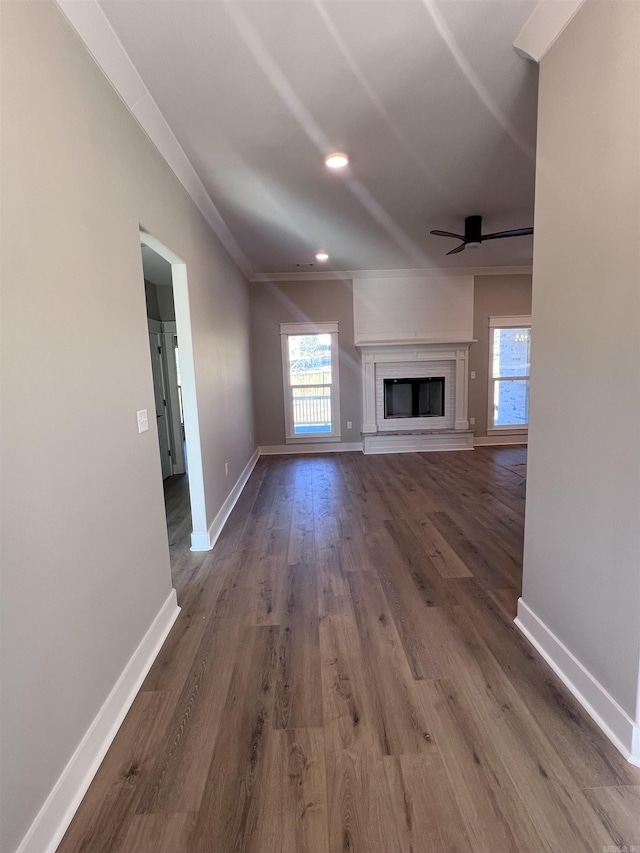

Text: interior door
xmin=149 ymin=331 xmax=173 ymax=480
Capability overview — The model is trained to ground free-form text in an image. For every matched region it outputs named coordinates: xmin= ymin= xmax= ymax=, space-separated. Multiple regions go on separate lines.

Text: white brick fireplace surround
xmin=359 ymin=342 xmax=473 ymax=454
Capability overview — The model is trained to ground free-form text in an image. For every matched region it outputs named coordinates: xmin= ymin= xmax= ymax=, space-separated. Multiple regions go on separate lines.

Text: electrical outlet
xmin=470 ymin=371 xmax=476 ymax=379
xmin=469 ymin=417 xmax=475 ymax=426
xmin=347 ymin=421 xmax=352 ymax=430
xmin=225 ymin=462 xmax=229 ymax=476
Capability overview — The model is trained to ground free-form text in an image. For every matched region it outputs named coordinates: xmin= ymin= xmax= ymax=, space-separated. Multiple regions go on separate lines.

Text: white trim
xmin=285 ymin=434 xmax=342 ymax=445
xmin=280 ymin=323 xmax=341 ymax=444
xmin=16 ymin=590 xmax=180 ymax=853
xmin=473 ymin=434 xmax=528 ymax=447
xmin=487 ymin=426 xmax=528 ymax=435
xmin=140 ymin=231 xmax=207 ymax=544
xmin=190 ymin=448 xmax=259 ymax=551
xmin=357 ymin=341 xmax=475 ymax=352
xmin=515 ymin=599 xmax=640 ymax=767
xmin=251 ymin=266 xmax=533 ymax=283
xmin=488 ymin=317 xmax=531 ymax=431
xmin=279 ymin=321 xmax=338 ymax=335
xmin=259 ymin=442 xmax=363 ymax=456
xmin=139 ymin=231 xmax=186 ymax=267
xmin=54 ymin=0 xmax=253 ymax=279
xmin=514 ymin=0 xmax=586 ymax=63
xmin=52 ymin=1 xmax=535 ymax=285
xmin=356 ymin=336 xmax=476 ymax=348
xmin=489 ymin=314 xmax=532 ymax=328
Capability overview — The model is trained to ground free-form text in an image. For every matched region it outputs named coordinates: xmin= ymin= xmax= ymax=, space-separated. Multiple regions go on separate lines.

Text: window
xmin=488 ymin=315 xmax=531 ymax=431
xmin=280 ymin=322 xmax=341 ymax=443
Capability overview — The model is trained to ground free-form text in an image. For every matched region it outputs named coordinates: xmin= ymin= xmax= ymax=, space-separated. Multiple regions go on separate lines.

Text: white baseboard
xmin=259 ymin=442 xmax=363 ymax=456
xmin=17 ymin=590 xmax=180 ymax=853
xmin=191 ymin=448 xmax=259 ymax=551
xmin=515 ymin=598 xmax=640 ymax=767
xmin=474 ymin=434 xmax=528 ymax=446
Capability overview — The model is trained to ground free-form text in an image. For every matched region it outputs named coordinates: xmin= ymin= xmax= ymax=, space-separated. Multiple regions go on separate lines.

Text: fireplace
xmin=384 ymin=377 xmax=445 ymax=420
xmin=375 ymin=358 xmax=454 ymax=431
xmin=358 ymin=341 xmax=473 ymax=453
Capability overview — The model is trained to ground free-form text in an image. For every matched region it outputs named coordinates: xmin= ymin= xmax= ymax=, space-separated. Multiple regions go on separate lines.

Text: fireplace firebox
xmin=384 ymin=377 xmax=445 ymax=419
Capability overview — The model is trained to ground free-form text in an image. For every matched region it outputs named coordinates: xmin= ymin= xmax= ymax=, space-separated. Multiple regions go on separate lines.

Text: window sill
xmin=487 ymin=427 xmax=528 ymax=435
xmin=285 ymin=434 xmax=342 ymax=444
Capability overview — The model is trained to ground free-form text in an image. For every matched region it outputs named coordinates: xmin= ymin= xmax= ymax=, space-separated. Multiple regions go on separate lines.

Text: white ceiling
xmin=99 ymin=0 xmax=540 ymax=275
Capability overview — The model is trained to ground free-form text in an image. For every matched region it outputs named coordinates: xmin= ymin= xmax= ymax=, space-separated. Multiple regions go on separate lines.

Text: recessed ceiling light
xmin=315 ymin=251 xmax=329 ymax=262
xmin=325 ymin=152 xmax=349 ymax=169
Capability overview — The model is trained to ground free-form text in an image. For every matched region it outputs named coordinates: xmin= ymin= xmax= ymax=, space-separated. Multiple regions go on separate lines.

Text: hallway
xmin=163 ymin=473 xmax=193 ymax=563
xmin=59 ymin=448 xmax=640 ymax=852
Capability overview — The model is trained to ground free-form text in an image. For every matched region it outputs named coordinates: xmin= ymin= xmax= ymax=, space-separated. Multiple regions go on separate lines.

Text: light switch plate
xmin=470 ymin=371 xmax=476 ymax=379
xmin=137 ymin=409 xmax=149 ymax=433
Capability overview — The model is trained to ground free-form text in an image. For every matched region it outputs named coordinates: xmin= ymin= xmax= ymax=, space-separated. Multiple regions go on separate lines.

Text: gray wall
xmin=251 ymin=279 xmax=361 ymax=447
xmin=144 ymin=279 xmax=162 ymax=321
xmin=0 ymin=4 xmax=255 ymax=851
xmin=469 ymin=274 xmax=532 ymax=436
xmin=157 ymin=282 xmax=177 ymax=322
xmin=522 ymin=0 xmax=640 ymax=717
xmin=145 ymin=279 xmax=176 ymax=323
xmin=251 ymin=275 xmax=531 ymax=446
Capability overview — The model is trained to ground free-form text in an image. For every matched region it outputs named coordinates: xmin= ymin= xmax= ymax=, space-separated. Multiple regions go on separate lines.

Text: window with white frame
xmin=280 ymin=322 xmax=341 ymax=443
xmin=488 ymin=315 xmax=531 ymax=431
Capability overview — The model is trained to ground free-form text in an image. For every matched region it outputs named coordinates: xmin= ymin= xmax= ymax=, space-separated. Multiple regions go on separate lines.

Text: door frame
xmin=160 ymin=321 xmax=186 ymax=475
xmin=140 ymin=230 xmax=207 ymax=549
xmin=148 ymin=319 xmax=184 ymax=478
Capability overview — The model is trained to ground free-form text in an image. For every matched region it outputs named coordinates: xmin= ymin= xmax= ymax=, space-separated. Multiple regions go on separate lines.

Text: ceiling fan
xmin=430 ymin=215 xmax=533 ymax=255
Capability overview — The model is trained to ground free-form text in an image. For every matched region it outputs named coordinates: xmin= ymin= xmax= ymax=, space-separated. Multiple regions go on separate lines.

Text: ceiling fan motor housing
xmin=465 ymin=215 xmax=482 ymax=245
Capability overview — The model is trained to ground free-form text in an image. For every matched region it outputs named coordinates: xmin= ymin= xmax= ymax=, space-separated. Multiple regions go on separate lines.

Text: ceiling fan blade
xmin=481 ymin=227 xmax=534 ymax=241
xmin=446 ymin=242 xmax=466 ymax=255
xmin=430 ymin=230 xmax=464 ymax=240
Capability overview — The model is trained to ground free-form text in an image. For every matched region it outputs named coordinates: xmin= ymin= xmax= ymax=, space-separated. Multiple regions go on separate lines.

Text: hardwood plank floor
xmin=58 ymin=448 xmax=640 ymax=852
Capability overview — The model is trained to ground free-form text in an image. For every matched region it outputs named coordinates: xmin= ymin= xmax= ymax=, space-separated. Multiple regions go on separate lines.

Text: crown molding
xmin=250 ymin=265 xmax=533 ymax=283
xmin=514 ymin=0 xmax=586 ymax=63
xmin=54 ymin=0 xmax=536 ymax=287
xmin=54 ymin=0 xmax=255 ymax=281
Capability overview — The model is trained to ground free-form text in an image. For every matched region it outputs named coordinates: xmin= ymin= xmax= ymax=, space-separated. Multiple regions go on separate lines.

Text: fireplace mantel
xmin=356 ymin=336 xmax=475 ymax=348
xmin=358 ymin=340 xmax=475 ymax=453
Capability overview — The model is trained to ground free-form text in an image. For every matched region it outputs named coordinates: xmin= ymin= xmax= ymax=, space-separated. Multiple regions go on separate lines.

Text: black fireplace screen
xmin=384 ymin=377 xmax=445 ymax=419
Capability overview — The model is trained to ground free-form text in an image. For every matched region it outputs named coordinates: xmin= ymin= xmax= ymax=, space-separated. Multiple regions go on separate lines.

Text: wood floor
xmin=58 ymin=448 xmax=640 ymax=852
